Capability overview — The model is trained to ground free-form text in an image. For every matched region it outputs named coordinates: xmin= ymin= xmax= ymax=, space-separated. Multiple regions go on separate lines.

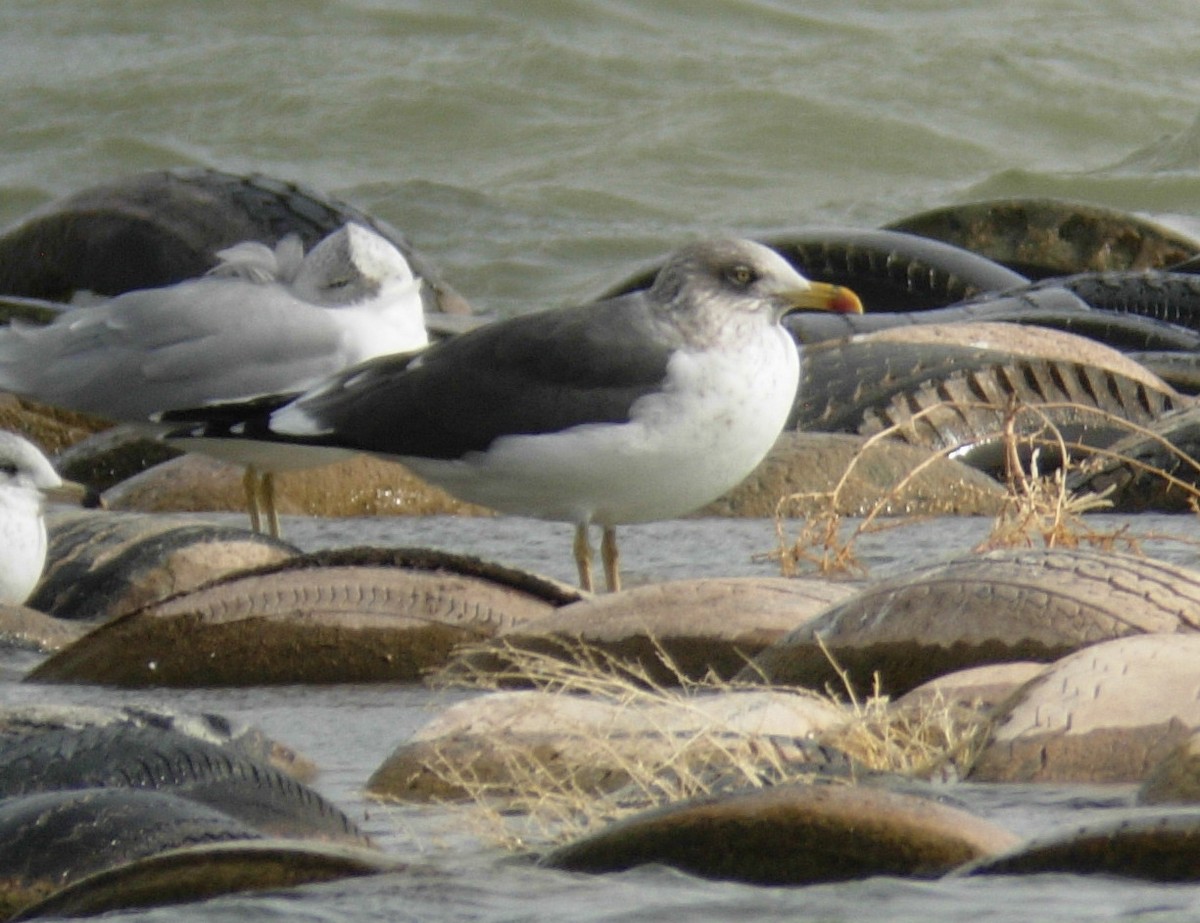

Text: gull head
xmin=648 ymin=238 xmax=862 ymax=344
xmin=0 ymin=431 xmax=62 ymax=495
xmin=291 ymin=223 xmax=418 ymax=306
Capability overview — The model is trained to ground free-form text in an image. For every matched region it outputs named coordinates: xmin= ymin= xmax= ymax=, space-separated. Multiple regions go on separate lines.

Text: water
xmin=7 ymin=512 xmax=1200 ymax=921
xmin=2 ymin=1 xmax=1200 ymax=317
xmin=2 ymin=1 xmax=1200 ymax=918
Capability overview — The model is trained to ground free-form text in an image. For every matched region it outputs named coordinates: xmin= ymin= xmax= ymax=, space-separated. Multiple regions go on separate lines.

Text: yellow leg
xmin=573 ymin=523 xmax=595 ymax=592
xmin=261 ymin=471 xmax=281 ymax=538
xmin=242 ymin=467 xmax=282 ymax=538
xmin=601 ymin=525 xmax=620 ymax=593
xmin=242 ymin=467 xmax=263 ymax=533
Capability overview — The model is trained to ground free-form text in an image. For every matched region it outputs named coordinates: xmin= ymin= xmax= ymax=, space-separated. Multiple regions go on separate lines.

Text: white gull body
xmin=258 ymin=238 xmax=862 ymax=590
xmin=0 ymin=222 xmax=430 ymax=534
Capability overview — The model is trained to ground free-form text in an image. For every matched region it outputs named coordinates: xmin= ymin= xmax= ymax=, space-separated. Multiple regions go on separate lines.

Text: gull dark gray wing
xmin=273 ymin=293 xmax=675 ymax=459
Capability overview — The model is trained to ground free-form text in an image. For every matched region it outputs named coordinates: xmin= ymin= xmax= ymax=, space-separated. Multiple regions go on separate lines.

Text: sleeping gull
xmin=0 ymin=222 xmax=430 ymax=536
xmin=0 ymin=431 xmax=72 ymax=604
xmin=165 ymin=238 xmax=863 ymax=591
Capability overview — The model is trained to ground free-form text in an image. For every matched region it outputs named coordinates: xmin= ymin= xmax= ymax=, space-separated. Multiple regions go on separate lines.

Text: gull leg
xmin=261 ymin=471 xmax=281 ymax=538
xmin=601 ymin=525 xmax=621 ymax=593
xmin=242 ymin=467 xmax=263 ymax=533
xmin=573 ymin=523 xmax=595 ymax=592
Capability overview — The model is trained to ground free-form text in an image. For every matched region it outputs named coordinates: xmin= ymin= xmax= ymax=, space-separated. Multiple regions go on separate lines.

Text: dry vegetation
xmin=774 ymin=398 xmax=1200 ymax=576
xmin=805 ymin=636 xmax=988 ymax=781
xmin=422 ymin=639 xmax=985 ymax=850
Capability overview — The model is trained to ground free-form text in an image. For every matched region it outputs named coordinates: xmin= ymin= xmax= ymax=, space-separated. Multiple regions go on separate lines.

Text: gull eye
xmin=724 ymin=263 xmax=758 ymax=289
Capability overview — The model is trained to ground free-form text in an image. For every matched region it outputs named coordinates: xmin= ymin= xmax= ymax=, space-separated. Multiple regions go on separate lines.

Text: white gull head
xmin=0 ymin=431 xmax=63 ymax=605
xmin=291 ymin=223 xmax=420 ymax=307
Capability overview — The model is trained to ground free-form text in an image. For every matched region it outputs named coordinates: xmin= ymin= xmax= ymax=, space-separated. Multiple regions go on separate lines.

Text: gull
xmin=165 ymin=238 xmax=862 ymax=591
xmin=0 ymin=431 xmax=74 ymax=605
xmin=0 ymin=223 xmax=431 ymax=536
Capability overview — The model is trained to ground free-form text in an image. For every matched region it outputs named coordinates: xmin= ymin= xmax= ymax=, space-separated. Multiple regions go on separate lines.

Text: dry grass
xmin=807 ymin=636 xmax=987 ymax=780
xmin=774 ymin=397 xmax=1200 ymax=575
xmin=421 ymin=638 xmax=985 ymax=850
xmin=772 ymin=413 xmax=956 ymax=577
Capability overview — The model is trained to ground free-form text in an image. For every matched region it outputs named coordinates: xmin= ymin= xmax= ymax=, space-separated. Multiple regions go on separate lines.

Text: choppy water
xmin=3 ymin=1 xmax=1200 ymax=316
xmin=3 ymin=1 xmax=1200 ymax=919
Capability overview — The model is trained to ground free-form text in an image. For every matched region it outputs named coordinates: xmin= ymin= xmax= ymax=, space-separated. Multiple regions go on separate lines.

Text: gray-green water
xmin=3 ymin=1 xmax=1200 ymax=316
xmin=3 ymin=1 xmax=1200 ymax=919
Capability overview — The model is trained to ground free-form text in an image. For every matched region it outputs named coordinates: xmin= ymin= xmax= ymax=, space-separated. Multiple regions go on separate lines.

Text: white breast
xmin=0 ymin=485 xmax=48 ymax=605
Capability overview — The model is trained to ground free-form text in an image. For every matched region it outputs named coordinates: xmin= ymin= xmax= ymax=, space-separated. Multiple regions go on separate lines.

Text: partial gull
xmin=0 ymin=222 xmax=430 ymax=536
xmin=0 ymin=431 xmax=72 ymax=604
xmin=166 ymin=238 xmax=862 ymax=591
